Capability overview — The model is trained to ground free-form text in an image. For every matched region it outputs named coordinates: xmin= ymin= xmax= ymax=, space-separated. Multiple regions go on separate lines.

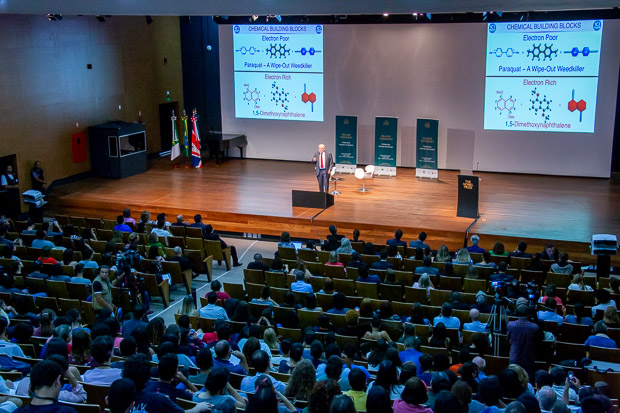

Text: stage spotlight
xmin=383 ymin=12 xmax=389 ymax=17
xmin=497 ymin=11 xmax=503 ymax=17
xmin=275 ymin=15 xmax=282 ymax=22
xmin=251 ymin=14 xmax=259 ymax=21
xmin=95 ymin=15 xmax=105 ymax=23
xmin=46 ymin=14 xmax=63 ymax=21
xmin=426 ymin=13 xmax=432 ymax=20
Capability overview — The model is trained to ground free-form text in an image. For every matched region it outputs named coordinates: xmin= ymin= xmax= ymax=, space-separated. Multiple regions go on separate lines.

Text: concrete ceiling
xmin=0 ymin=0 xmax=618 ymax=16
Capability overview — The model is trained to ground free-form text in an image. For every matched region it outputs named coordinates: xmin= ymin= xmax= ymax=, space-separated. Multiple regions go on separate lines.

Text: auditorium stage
xmin=47 ymin=158 xmax=620 ymax=263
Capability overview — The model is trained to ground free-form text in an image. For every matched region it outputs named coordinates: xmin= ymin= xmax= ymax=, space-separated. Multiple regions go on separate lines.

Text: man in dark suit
xmin=204 ymin=224 xmax=242 ymax=267
xmin=509 ymin=241 xmax=532 ymax=259
xmin=345 ymin=251 xmax=363 ymax=269
xmin=311 ymin=143 xmax=333 ymax=192
xmin=387 ymin=229 xmax=407 ymax=248
xmin=409 ymin=231 xmax=431 ymax=253
xmin=247 ymin=253 xmax=269 ymax=272
xmin=190 ymin=214 xmax=208 ymax=237
xmin=323 ymin=225 xmax=344 ymax=251
xmin=370 ymin=250 xmax=394 ymax=271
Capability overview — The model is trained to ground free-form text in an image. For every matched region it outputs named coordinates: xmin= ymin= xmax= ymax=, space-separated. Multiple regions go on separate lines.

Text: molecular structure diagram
xmin=266 ymin=43 xmax=290 ymax=58
xmin=495 ymin=92 xmax=515 ymax=115
xmin=567 ymin=89 xmax=586 ymax=122
xmin=301 ymin=83 xmax=317 ymax=112
xmin=564 ymin=47 xmax=599 ymax=57
xmin=529 ymin=88 xmax=552 ymax=122
xmin=527 ymin=43 xmax=558 ymax=61
xmin=489 ymin=48 xmax=520 ymax=57
xmin=236 ymin=46 xmax=261 ymax=55
xmin=243 ymin=84 xmax=260 ymax=106
xmin=295 ymin=47 xmax=322 ymax=56
xmin=271 ymin=82 xmax=289 ymax=111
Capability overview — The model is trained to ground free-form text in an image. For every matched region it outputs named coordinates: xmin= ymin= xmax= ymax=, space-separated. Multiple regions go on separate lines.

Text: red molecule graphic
xmin=301 ymin=84 xmax=316 ymax=112
xmin=309 ymin=93 xmax=316 ymax=103
xmin=567 ymin=89 xmax=586 ymax=122
xmin=302 ymin=92 xmax=310 ymax=103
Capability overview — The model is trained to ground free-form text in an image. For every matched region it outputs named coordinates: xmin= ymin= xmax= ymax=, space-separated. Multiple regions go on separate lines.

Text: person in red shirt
xmin=206 ymin=280 xmax=230 ymax=302
xmin=38 ymin=245 xmax=58 ymax=265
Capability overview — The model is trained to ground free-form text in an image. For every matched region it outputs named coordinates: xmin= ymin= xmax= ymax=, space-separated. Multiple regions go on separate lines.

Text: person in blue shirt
xmin=326 ymin=292 xmax=349 ymax=315
xmin=212 ymin=340 xmax=249 ymax=375
xmin=508 ymin=241 xmax=532 ymax=259
xmin=31 ymin=229 xmax=55 ymax=249
xmin=113 ymin=215 xmax=133 ymax=233
xmin=414 ymin=256 xmax=439 ymax=275
xmin=290 ymin=271 xmax=313 ymax=293
xmin=409 ymin=231 xmax=431 ymax=253
xmin=585 ymin=320 xmax=618 ymax=350
xmin=463 ymin=309 xmax=488 ymax=333
xmin=357 ymin=264 xmax=381 ymax=284
xmin=277 ymin=231 xmax=295 ymax=249
xmin=198 ymin=291 xmax=229 ymax=320
xmin=536 ymin=298 xmax=564 ymax=325
xmin=387 ymin=229 xmax=407 ymax=248
xmin=466 ymin=234 xmax=485 ymax=254
xmin=565 ymin=302 xmax=593 ymax=326
xmin=398 ymin=336 xmax=424 ymax=374
xmin=433 ymin=303 xmax=461 ymax=329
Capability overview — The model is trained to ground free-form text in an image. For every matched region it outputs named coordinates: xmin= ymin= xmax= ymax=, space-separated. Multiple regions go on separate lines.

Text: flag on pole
xmin=181 ymin=110 xmax=189 ymax=157
xmin=170 ymin=111 xmax=181 ymax=161
xmin=190 ymin=108 xmax=202 ymax=168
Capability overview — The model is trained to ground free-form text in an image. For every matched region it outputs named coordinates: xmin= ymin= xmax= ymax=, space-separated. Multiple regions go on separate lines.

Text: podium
xmin=292 ymin=190 xmax=334 ymax=209
xmin=457 ymin=175 xmax=479 ymax=218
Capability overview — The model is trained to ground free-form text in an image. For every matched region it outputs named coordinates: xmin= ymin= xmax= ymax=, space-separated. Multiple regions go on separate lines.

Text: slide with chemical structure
xmin=233 ymin=24 xmax=324 ymax=122
xmin=234 ymin=72 xmax=324 ymax=122
xmin=484 ymin=77 xmax=598 ymax=133
xmin=233 ymin=24 xmax=323 ymax=73
xmin=484 ymin=20 xmax=602 ymax=133
xmin=486 ymin=20 xmax=603 ymax=77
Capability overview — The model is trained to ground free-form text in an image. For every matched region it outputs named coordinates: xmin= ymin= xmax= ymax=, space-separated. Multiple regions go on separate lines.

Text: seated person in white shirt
xmin=463 ymin=309 xmax=488 ymax=333
xmin=82 ymin=336 xmax=123 ymax=385
xmin=291 ymin=270 xmax=313 ymax=293
xmin=199 ymin=291 xmax=229 ymax=320
xmin=537 ymin=298 xmax=564 ymax=325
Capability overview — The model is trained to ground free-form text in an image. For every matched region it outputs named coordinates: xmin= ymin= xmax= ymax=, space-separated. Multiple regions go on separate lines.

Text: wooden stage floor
xmin=48 ymin=158 xmax=620 ymax=262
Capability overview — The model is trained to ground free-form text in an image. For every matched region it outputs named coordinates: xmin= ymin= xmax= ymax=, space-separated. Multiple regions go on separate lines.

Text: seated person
xmin=114 ymin=215 xmax=133 ymax=233
xmin=363 ymin=316 xmax=391 ymax=342
xmin=123 ymin=353 xmax=211 ymax=413
xmin=278 ymin=342 xmax=303 ymax=374
xmin=387 ymin=229 xmax=407 ymax=248
xmin=172 ymin=214 xmax=188 ymax=227
xmin=489 ymin=262 xmax=513 ymax=283
xmin=188 ymin=349 xmax=213 ymax=386
xmin=205 ymin=224 xmax=242 ymax=267
xmin=592 ymin=289 xmax=617 ymax=318
xmin=409 ymin=232 xmax=431 ymax=254
xmin=433 ymin=303 xmax=460 ymax=329
xmin=193 ymin=368 xmax=246 ymax=409
xmin=168 ymin=246 xmax=192 ymax=272
xmin=551 ymin=253 xmax=573 ymax=275
xmin=291 ymin=270 xmax=313 ymax=293
xmin=146 ymin=353 xmax=197 ymax=402
xmin=414 ymin=256 xmax=439 ymax=275
xmin=70 ymin=263 xmax=91 ymax=286
xmin=31 ymin=229 xmax=55 ymax=249
xmin=212 ymin=340 xmax=249 ymax=375
xmin=17 ymin=360 xmax=74 ymax=413
xmin=199 ymin=291 xmax=229 ymax=320
xmin=447 ymin=292 xmax=470 ymax=311
xmin=251 ymin=286 xmax=278 ymax=309
xmin=78 ymin=248 xmax=99 ymax=270
xmin=585 ymin=321 xmax=617 ymax=350
xmin=241 ymin=350 xmax=286 ymax=393
xmin=370 ymin=249 xmax=394 ymax=271
xmin=463 ymin=309 xmax=488 ymax=333
xmin=565 ymin=302 xmax=593 ymax=326
xmin=466 ymin=235 xmax=485 ymax=254
xmin=343 ymin=368 xmax=368 ymax=412
xmin=82 ymin=336 xmax=123 ymax=385
xmin=537 ymin=298 xmax=564 ymax=325
xmin=356 ymin=264 xmax=380 ymax=284
xmin=247 ymin=253 xmax=270 ymax=272
xmin=326 ymin=292 xmax=349 ymax=315
xmin=509 ymin=241 xmax=532 ymax=259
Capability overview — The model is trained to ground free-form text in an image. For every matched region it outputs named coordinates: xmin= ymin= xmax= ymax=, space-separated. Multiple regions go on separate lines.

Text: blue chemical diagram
xmin=563 ymin=47 xmax=599 ymax=57
xmin=271 ymin=82 xmax=289 ymax=111
xmin=495 ymin=91 xmax=516 ymax=116
xmin=529 ymin=88 xmax=552 ymax=122
xmin=489 ymin=48 xmax=520 ymax=57
xmin=243 ymin=84 xmax=260 ymax=106
xmin=527 ymin=43 xmax=558 ymax=61
xmin=266 ymin=43 xmax=290 ymax=58
xmin=295 ymin=47 xmax=322 ymax=56
xmin=236 ymin=46 xmax=261 ymax=55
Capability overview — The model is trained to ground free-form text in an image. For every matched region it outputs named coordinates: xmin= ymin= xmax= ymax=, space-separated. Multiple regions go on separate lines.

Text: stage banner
xmin=374 ymin=117 xmax=398 ymax=167
xmin=416 ymin=118 xmax=439 ymax=172
xmin=335 ymin=116 xmax=357 ymax=165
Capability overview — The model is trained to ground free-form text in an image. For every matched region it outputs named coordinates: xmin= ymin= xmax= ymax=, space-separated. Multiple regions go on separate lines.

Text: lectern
xmin=292 ymin=191 xmax=334 ymax=209
xmin=457 ymin=175 xmax=479 ymax=218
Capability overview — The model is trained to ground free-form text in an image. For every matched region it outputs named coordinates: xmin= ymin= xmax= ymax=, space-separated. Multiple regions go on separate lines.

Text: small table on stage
xmin=205 ymin=133 xmax=247 ymax=165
